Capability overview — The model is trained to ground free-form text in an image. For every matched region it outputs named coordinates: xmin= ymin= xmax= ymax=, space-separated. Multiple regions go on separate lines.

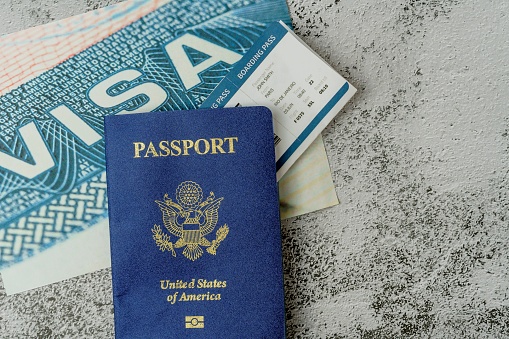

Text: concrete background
xmin=1 ymin=0 xmax=508 ymax=337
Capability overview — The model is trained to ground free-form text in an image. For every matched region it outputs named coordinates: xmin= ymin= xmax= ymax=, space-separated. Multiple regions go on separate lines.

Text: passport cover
xmin=104 ymin=107 xmax=285 ymax=338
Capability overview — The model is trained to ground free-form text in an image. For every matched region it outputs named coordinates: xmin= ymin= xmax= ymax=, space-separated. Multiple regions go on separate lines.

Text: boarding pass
xmin=201 ymin=21 xmax=356 ymax=180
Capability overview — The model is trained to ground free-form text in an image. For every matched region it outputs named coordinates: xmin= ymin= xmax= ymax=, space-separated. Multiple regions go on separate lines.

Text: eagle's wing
xmin=199 ymin=197 xmax=223 ymax=236
xmin=155 ymin=200 xmax=183 ymax=237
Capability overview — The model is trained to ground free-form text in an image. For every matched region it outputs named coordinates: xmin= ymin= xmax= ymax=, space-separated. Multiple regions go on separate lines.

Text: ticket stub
xmin=201 ymin=21 xmax=356 ymax=180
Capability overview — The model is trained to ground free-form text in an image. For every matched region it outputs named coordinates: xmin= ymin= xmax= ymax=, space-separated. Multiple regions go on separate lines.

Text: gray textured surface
xmin=1 ymin=0 xmax=508 ymax=337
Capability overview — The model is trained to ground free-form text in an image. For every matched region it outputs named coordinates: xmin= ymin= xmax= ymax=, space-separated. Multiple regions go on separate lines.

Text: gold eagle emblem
xmin=152 ymin=181 xmax=229 ymax=261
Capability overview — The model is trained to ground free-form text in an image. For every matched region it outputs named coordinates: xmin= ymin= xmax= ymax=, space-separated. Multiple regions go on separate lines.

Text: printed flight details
xmin=202 ymin=21 xmax=357 ymax=180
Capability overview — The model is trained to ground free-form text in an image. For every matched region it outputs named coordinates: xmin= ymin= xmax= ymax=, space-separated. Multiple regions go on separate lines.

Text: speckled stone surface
xmin=1 ymin=0 xmax=508 ymax=337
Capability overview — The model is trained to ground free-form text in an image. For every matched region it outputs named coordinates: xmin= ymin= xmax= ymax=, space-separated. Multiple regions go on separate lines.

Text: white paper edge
xmin=1 ymin=220 xmax=111 ymax=295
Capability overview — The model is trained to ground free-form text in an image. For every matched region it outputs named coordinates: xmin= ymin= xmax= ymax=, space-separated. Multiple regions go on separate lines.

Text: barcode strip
xmin=274 ymin=133 xmax=281 ymax=146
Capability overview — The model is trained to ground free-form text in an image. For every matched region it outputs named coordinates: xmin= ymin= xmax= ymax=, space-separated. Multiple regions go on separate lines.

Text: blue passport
xmin=104 ymin=107 xmax=285 ymax=338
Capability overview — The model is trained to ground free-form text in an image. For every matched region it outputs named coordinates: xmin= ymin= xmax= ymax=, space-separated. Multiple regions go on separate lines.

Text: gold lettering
xmin=159 ymin=140 xmax=171 ymax=157
xmin=177 ymin=292 xmax=221 ymax=302
xmin=179 ymin=292 xmax=189 ymax=301
xmin=160 ymin=280 xmax=170 ymax=290
xmin=167 ymin=292 xmax=178 ymax=304
xmin=144 ymin=142 xmax=159 ymax=157
xmin=132 ymin=137 xmax=238 ymax=157
xmin=196 ymin=279 xmax=227 ymax=288
xmin=194 ymin=139 xmax=210 ymax=155
xmin=182 ymin=140 xmax=194 ymax=156
xmin=133 ymin=142 xmax=145 ymax=158
xmin=210 ymin=138 xmax=226 ymax=154
xmin=224 ymin=137 xmax=238 ymax=153
xmin=170 ymin=140 xmax=181 ymax=156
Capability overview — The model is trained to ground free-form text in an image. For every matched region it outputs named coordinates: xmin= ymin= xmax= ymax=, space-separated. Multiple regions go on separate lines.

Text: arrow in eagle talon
xmin=207 ymin=224 xmax=229 ymax=255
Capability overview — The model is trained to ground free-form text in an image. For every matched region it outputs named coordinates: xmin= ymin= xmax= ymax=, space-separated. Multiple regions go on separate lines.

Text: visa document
xmin=0 ymin=1 xmax=341 ymax=294
xmin=201 ymin=21 xmax=356 ymax=180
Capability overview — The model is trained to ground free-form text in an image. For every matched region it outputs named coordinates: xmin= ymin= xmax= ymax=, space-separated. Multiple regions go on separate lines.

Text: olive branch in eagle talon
xmin=151 ymin=224 xmax=176 ymax=257
xmin=152 ymin=181 xmax=229 ymax=261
